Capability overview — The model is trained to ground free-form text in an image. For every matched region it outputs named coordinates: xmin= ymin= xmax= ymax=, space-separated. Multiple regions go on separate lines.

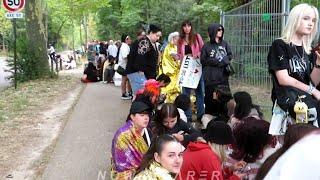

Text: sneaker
xmin=121 ymin=94 xmax=131 ymax=100
xmin=126 ymin=92 xmax=133 ymax=99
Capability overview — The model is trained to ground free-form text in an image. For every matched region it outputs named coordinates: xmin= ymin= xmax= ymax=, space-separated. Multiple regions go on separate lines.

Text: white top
xmin=177 ymin=108 xmax=187 ymax=123
xmin=265 ymin=133 xmax=320 ymax=180
xmin=118 ymin=42 xmax=130 ymax=69
xmin=49 ymin=46 xmax=55 ymax=54
xmin=107 ymin=44 xmax=118 ymax=58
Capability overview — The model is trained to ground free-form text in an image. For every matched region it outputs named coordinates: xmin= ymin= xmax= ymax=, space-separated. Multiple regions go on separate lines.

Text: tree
xmin=25 ymin=0 xmax=50 ymax=78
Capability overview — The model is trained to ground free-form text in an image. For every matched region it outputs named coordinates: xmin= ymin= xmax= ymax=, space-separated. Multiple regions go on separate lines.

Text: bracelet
xmin=307 ymin=84 xmax=315 ymax=95
xmin=315 ymin=64 xmax=320 ymax=69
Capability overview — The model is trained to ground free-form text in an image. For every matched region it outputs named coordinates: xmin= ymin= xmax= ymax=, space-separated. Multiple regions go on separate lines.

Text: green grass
xmin=0 ymin=75 xmax=80 ymax=124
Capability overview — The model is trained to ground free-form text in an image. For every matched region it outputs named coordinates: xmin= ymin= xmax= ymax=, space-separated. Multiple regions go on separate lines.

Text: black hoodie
xmin=200 ymin=23 xmax=232 ymax=86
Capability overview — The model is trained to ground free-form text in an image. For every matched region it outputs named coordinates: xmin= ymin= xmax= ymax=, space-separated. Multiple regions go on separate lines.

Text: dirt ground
xmin=0 ymin=70 xmax=84 ymax=180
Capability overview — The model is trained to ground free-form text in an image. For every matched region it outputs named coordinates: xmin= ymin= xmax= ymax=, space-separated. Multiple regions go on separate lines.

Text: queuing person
xmin=178 ymin=121 xmax=243 ymax=180
xmin=228 ymin=118 xmax=277 ymax=179
xmin=174 ymin=94 xmax=191 ymax=123
xmin=256 ymin=124 xmax=318 ymax=179
xmin=127 ymin=24 xmax=162 ymax=95
xmin=177 ymin=20 xmax=205 ymax=122
xmin=152 ymin=103 xmax=201 ymax=146
xmin=118 ymin=34 xmax=133 ymax=100
xmin=159 ymin=32 xmax=181 ymax=103
xmin=111 ymin=101 xmax=152 ymax=179
xmin=81 ymin=62 xmax=98 ymax=83
xmin=201 ymin=23 xmax=233 ymax=119
xmin=267 ymin=3 xmax=320 ymax=134
xmin=228 ymin=91 xmax=263 ymax=128
xmin=134 ymin=134 xmax=184 ymax=179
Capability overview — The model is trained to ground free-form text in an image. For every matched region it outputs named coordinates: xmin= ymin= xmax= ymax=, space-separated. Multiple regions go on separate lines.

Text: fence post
xmin=281 ymin=0 xmax=291 ymax=32
xmin=220 ymin=11 xmax=225 ymax=27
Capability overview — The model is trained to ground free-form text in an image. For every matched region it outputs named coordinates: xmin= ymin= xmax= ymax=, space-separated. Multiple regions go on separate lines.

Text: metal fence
xmin=221 ymin=0 xmax=290 ymax=88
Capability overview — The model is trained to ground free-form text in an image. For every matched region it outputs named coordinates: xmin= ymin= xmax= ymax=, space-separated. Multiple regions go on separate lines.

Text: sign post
xmin=2 ymin=0 xmax=25 ymax=89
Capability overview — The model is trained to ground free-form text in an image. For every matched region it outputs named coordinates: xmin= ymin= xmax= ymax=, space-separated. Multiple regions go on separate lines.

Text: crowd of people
xmin=82 ymin=3 xmax=320 ymax=179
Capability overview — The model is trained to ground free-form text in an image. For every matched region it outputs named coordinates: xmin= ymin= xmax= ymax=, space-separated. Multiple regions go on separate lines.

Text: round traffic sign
xmin=2 ymin=0 xmax=25 ymax=12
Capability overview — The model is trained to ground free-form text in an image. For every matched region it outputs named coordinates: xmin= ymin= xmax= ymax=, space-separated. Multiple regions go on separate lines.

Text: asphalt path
xmin=42 ymin=82 xmax=131 ymax=180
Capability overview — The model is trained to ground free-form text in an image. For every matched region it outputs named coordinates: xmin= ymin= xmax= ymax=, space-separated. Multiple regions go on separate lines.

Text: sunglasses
xmin=218 ymin=28 xmax=223 ymax=31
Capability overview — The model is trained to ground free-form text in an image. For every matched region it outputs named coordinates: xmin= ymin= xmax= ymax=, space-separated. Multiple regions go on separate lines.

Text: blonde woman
xmin=268 ymin=3 xmax=320 ymax=132
xmin=178 ymin=121 xmax=244 ymax=179
xmin=160 ymin=32 xmax=181 ymax=103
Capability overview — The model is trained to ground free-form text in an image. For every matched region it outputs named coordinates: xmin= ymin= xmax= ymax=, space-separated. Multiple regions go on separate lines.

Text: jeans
xmin=127 ymin=72 xmax=147 ymax=95
xmin=182 ymin=76 xmax=205 ymax=122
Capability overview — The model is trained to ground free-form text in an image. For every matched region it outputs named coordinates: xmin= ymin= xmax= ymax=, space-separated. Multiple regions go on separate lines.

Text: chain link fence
xmin=221 ymin=0 xmax=291 ymax=89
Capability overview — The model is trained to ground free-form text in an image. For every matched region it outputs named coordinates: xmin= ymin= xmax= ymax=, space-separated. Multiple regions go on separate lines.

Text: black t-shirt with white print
xmin=268 ymin=39 xmax=316 ymax=104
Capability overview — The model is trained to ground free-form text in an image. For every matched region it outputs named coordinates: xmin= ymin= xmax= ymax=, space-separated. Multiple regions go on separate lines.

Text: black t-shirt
xmin=268 ymin=39 xmax=316 ymax=103
xmin=185 ymin=45 xmax=192 ymax=55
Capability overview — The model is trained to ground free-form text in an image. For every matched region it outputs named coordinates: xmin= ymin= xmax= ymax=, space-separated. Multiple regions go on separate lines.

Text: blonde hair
xmin=168 ymin=32 xmax=179 ymax=43
xmin=210 ymin=142 xmax=227 ymax=162
xmin=280 ymin=3 xmax=319 ymax=54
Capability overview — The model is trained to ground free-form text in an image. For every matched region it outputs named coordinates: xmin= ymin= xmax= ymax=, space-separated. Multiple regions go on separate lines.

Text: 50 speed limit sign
xmin=2 ymin=0 xmax=25 ymax=12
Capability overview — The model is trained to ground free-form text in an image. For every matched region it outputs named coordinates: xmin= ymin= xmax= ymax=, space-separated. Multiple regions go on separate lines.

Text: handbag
xmin=114 ymin=64 xmax=126 ymax=76
xmin=225 ymin=64 xmax=235 ymax=76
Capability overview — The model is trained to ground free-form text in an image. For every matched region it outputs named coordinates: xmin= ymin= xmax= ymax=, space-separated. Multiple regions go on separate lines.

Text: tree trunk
xmin=25 ymin=0 xmax=49 ymax=78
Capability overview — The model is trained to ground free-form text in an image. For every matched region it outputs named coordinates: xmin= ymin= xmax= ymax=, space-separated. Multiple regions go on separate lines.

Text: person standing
xmin=177 ymin=20 xmax=204 ymax=122
xmin=267 ymin=3 xmax=320 ymax=134
xmin=118 ymin=35 xmax=133 ymax=100
xmin=201 ymin=23 xmax=233 ymax=117
xmin=160 ymin=32 xmax=181 ymax=103
xmin=127 ymin=24 xmax=162 ymax=95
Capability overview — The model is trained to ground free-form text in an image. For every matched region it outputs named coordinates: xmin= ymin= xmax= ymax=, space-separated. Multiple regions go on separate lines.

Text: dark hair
xmin=233 ymin=91 xmax=261 ymax=119
xmin=179 ymin=20 xmax=196 ymax=45
xmin=231 ymin=117 xmax=272 ymax=163
xmin=148 ymin=24 xmax=162 ymax=34
xmin=135 ymin=134 xmax=178 ymax=175
xmin=256 ymin=124 xmax=318 ymax=180
xmin=174 ymin=94 xmax=191 ymax=111
xmin=153 ymin=103 xmax=180 ymax=136
xmin=121 ymin=34 xmax=129 ymax=42
xmin=156 ymin=74 xmax=171 ymax=84
xmin=87 ymin=62 xmax=96 ymax=70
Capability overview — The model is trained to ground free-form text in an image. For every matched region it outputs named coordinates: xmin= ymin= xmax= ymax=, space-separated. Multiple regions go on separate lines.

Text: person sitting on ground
xmin=228 ymin=117 xmax=277 ymax=180
xmin=261 ymin=132 xmax=320 ymax=180
xmin=81 ymin=62 xmax=98 ymax=83
xmin=152 ymin=103 xmax=201 ymax=146
xmin=135 ymin=79 xmax=161 ymax=112
xmin=228 ymin=91 xmax=263 ymax=128
xmin=156 ymin=73 xmax=171 ymax=104
xmin=174 ymin=94 xmax=191 ymax=123
xmin=178 ymin=121 xmax=244 ymax=180
xmin=256 ymin=124 xmax=318 ymax=180
xmin=133 ymin=134 xmax=184 ymax=180
xmin=111 ymin=101 xmax=152 ymax=179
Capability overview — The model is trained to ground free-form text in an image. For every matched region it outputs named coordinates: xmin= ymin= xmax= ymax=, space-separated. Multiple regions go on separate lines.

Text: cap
xmin=204 ymin=121 xmax=235 ymax=145
xmin=130 ymin=101 xmax=151 ymax=114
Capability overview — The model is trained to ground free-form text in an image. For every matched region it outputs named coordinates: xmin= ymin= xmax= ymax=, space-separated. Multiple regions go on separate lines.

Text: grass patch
xmin=0 ymin=75 xmax=80 ymax=124
xmin=230 ymin=79 xmax=273 ymax=121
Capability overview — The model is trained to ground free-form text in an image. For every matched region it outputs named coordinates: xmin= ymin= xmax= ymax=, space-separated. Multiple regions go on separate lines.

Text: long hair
xmin=135 ymin=134 xmax=178 ymax=175
xmin=179 ymin=20 xmax=196 ymax=45
xmin=153 ymin=103 xmax=180 ymax=136
xmin=231 ymin=117 xmax=272 ymax=163
xmin=255 ymin=124 xmax=318 ymax=180
xmin=209 ymin=142 xmax=227 ymax=162
xmin=233 ymin=91 xmax=254 ymax=120
xmin=280 ymin=3 xmax=319 ymax=54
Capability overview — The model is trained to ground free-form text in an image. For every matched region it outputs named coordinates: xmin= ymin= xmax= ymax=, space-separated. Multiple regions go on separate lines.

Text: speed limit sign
xmin=2 ymin=0 xmax=25 ymax=12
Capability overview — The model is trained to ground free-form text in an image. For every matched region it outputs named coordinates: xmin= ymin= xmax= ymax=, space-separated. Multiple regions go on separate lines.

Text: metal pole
xmin=13 ymin=18 xmax=17 ymax=89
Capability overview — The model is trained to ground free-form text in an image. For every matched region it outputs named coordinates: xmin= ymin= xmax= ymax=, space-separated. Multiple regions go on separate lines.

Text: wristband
xmin=307 ymin=84 xmax=315 ymax=95
xmin=314 ymin=64 xmax=320 ymax=69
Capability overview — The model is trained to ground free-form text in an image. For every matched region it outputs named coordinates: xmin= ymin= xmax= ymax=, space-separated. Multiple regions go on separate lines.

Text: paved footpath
xmin=42 ymin=82 xmax=130 ymax=180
